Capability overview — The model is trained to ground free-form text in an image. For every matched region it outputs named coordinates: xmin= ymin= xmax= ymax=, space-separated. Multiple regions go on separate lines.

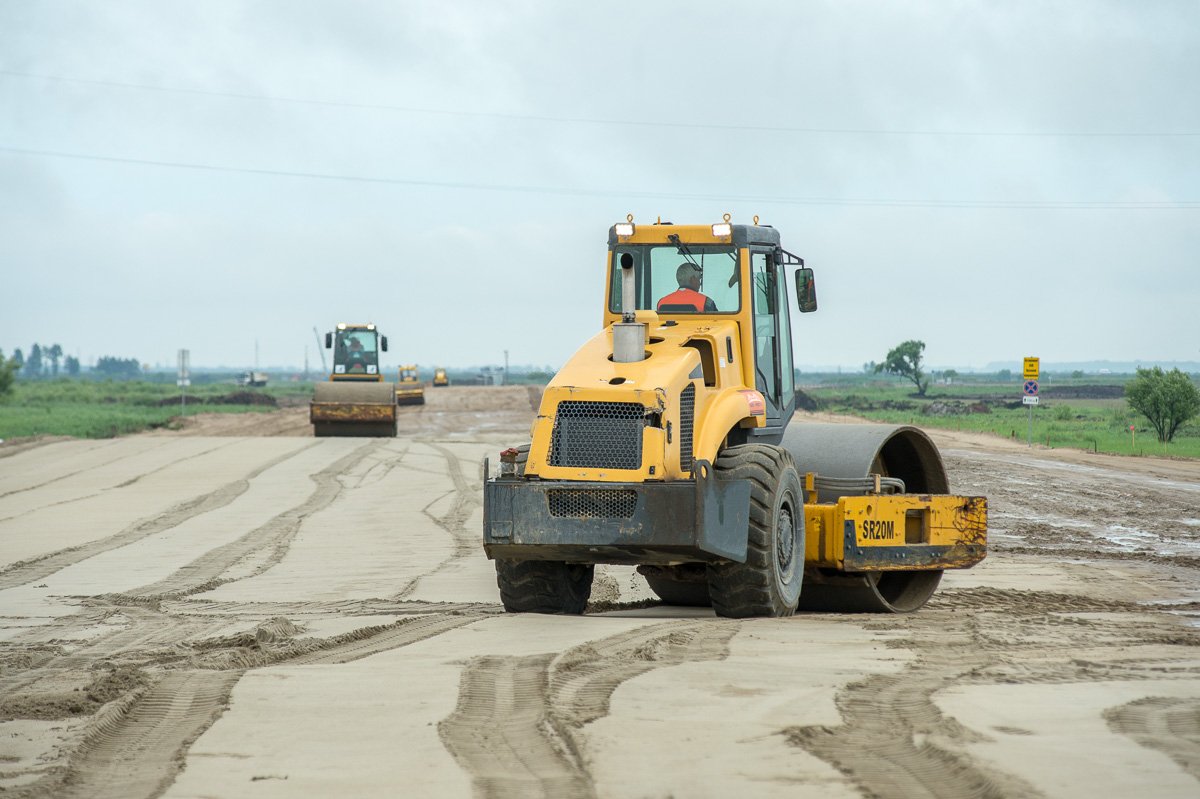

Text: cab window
xmin=609 ymin=245 xmax=740 ymax=313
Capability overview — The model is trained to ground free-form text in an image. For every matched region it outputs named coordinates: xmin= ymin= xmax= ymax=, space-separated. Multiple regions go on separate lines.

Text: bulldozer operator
xmin=657 ymin=262 xmax=718 ymax=313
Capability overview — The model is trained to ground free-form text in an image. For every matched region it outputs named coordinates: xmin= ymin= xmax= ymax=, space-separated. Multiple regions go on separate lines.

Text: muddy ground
xmin=0 ymin=385 xmax=1197 ymax=798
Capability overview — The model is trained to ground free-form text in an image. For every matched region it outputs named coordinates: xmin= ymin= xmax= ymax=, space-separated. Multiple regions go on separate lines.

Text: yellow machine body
xmin=396 ymin=364 xmax=426 ymax=406
xmin=804 ymin=489 xmax=987 ymax=571
xmin=433 ymin=368 xmax=450 ymax=387
xmin=484 ymin=219 xmax=987 ymax=615
xmin=310 ymin=323 xmax=397 ymax=436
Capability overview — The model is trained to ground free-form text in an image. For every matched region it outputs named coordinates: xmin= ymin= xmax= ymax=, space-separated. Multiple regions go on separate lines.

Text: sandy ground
xmin=0 ymin=386 xmax=1197 ymax=798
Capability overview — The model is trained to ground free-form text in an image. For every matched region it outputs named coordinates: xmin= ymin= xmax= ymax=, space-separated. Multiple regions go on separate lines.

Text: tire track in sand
xmin=121 ymin=441 xmax=380 ymax=599
xmin=782 ymin=586 xmax=1184 ymax=799
xmin=394 ymin=441 xmax=481 ymax=598
xmin=0 ymin=439 xmax=239 ymax=527
xmin=48 ymin=670 xmax=242 ymax=799
xmin=439 ymin=620 xmax=736 ymax=798
xmin=6 ymin=608 xmax=485 ymax=798
xmin=0 ymin=442 xmax=320 ymax=592
xmin=1105 ymin=697 xmax=1200 ymax=780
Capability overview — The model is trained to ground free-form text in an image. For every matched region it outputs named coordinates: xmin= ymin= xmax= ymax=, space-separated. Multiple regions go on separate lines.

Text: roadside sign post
xmin=177 ymin=349 xmax=191 ymax=415
xmin=1022 ymin=360 xmax=1039 ymax=447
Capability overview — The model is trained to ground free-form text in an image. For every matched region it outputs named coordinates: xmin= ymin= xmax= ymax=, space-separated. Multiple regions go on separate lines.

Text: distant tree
xmin=1071 ymin=370 xmax=1085 ymax=379
xmin=65 ymin=355 xmax=81 ymax=377
xmin=874 ymin=340 xmax=930 ymax=396
xmin=943 ymin=369 xmax=959 ymax=381
xmin=996 ymin=368 xmax=1012 ymax=381
xmin=1125 ymin=367 xmax=1200 ymax=443
xmin=94 ymin=356 xmax=142 ymax=379
xmin=12 ymin=348 xmax=24 ymax=373
xmin=25 ymin=344 xmax=44 ymax=379
xmin=862 ymin=361 xmax=877 ymax=374
xmin=0 ymin=350 xmax=18 ymax=399
xmin=47 ymin=343 xmax=63 ymax=377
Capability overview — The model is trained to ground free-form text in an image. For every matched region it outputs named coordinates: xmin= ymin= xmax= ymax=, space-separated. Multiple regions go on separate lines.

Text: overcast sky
xmin=1 ymin=0 xmax=1197 ymax=372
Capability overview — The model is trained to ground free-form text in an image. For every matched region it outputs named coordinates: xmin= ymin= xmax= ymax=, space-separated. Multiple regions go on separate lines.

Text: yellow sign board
xmin=1023 ymin=357 xmax=1040 ymax=380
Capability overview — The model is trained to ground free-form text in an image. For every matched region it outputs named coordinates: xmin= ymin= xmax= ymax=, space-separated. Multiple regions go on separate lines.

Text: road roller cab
xmin=482 ymin=217 xmax=987 ymax=617
xmin=309 ymin=323 xmax=398 ymax=437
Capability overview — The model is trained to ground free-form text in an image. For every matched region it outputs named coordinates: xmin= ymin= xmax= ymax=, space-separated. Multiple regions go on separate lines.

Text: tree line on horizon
xmin=0 ymin=344 xmax=144 ymax=389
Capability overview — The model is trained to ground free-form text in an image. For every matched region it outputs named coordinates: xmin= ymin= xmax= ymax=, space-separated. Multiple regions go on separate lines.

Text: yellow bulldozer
xmin=482 ymin=216 xmax=986 ymax=618
xmin=309 ymin=323 xmax=398 ymax=437
xmin=432 ymin=368 xmax=450 ymax=387
xmin=396 ymin=364 xmax=426 ymax=406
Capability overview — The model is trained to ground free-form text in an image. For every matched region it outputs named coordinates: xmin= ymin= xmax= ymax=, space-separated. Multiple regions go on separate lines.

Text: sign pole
xmin=1022 ymin=356 xmax=1040 ymax=449
xmin=177 ymin=349 xmax=191 ymax=416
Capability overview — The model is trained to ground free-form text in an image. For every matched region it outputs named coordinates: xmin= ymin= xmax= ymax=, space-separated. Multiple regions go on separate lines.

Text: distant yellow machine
xmin=396 ymin=364 xmax=426 ymax=406
xmin=482 ymin=217 xmax=986 ymax=617
xmin=309 ymin=323 xmax=397 ymax=437
xmin=432 ymin=368 xmax=450 ymax=387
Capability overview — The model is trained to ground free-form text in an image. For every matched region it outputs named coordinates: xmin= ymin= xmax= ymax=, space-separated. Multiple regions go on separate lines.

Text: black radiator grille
xmin=548 ymin=401 xmax=644 ymax=469
xmin=679 ymin=383 xmax=695 ymax=473
xmin=547 ymin=488 xmax=638 ymax=519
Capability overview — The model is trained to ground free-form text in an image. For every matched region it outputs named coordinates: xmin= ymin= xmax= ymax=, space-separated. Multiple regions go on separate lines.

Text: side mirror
xmin=324 ymin=332 xmax=332 ymax=349
xmin=381 ymin=336 xmax=389 ymax=352
xmin=795 ymin=268 xmax=818 ymax=313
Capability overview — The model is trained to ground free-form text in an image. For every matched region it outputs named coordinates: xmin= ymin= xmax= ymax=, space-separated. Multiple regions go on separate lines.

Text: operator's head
xmin=676 ymin=262 xmax=702 ymax=291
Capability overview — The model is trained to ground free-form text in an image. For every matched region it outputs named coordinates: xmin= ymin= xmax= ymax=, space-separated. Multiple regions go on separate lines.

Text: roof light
xmin=615 ymin=222 xmax=635 ymax=237
xmin=336 ymin=323 xmax=346 ymax=330
xmin=366 ymin=324 xmax=375 ymax=330
xmin=711 ymin=223 xmax=732 ymax=237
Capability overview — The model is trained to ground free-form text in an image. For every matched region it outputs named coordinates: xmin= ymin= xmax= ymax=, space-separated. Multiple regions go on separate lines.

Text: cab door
xmin=749 ymin=249 xmax=796 ymax=430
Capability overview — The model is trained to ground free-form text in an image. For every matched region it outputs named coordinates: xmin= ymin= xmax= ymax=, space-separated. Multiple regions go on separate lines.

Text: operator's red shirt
xmin=656 ymin=288 xmax=715 ymax=312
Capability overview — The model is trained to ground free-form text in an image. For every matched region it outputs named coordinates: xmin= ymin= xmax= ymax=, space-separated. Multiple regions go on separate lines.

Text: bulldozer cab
xmin=607 ymin=223 xmax=815 ymax=433
xmin=327 ymin=324 xmax=387 ymax=380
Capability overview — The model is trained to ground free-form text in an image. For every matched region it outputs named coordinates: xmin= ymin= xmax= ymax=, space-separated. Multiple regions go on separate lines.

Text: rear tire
xmin=495 ymin=560 xmax=594 ymax=614
xmin=706 ymin=444 xmax=804 ymax=618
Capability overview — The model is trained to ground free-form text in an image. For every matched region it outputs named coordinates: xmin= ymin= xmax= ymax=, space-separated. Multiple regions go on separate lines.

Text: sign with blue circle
xmin=1023 ymin=380 xmax=1039 ymax=396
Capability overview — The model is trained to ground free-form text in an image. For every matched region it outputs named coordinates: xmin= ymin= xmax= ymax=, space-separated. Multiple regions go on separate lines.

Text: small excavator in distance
xmin=482 ymin=217 xmax=987 ymax=618
xmin=309 ymin=323 xmax=398 ymax=437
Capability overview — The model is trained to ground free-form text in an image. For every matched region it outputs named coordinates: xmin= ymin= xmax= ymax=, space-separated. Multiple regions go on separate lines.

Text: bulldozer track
xmin=124 ymin=441 xmax=381 ymax=599
xmin=439 ymin=620 xmax=736 ymax=798
xmin=0 ymin=443 xmax=320 ymax=592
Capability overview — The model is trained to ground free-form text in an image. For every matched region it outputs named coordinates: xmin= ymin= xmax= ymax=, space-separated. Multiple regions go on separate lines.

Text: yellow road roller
xmin=310 ymin=323 xmax=397 ymax=437
xmin=395 ymin=364 xmax=426 ymax=405
xmin=482 ymin=217 xmax=986 ymax=617
xmin=433 ymin=368 xmax=450 ymax=387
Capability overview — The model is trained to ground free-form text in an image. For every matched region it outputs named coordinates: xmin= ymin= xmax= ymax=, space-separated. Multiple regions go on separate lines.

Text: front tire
xmin=706 ymin=445 xmax=805 ymax=618
xmin=495 ymin=560 xmax=594 ymax=614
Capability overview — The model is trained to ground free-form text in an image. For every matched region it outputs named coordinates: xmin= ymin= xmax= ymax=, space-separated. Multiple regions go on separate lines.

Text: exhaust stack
xmin=612 ymin=252 xmax=646 ymax=363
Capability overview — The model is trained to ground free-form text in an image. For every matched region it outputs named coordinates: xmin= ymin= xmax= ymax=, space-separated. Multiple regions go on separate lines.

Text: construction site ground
xmin=1 ymin=385 xmax=1197 ymax=798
